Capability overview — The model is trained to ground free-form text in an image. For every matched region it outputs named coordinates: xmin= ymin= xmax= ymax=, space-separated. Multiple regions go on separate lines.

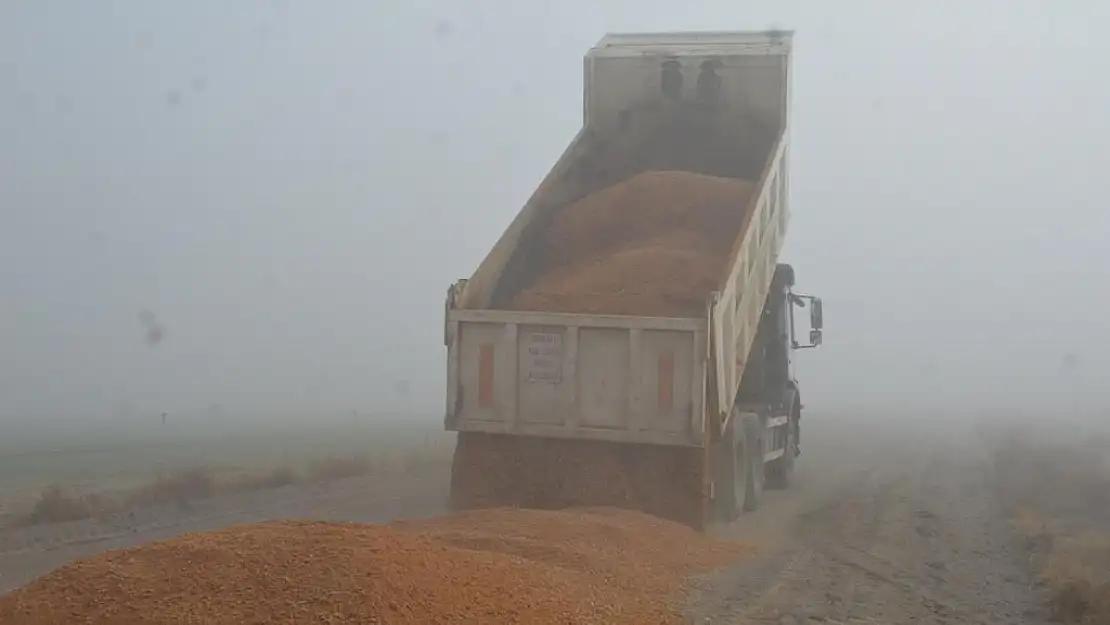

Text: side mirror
xmin=789 ymin=292 xmax=824 ymax=350
xmin=810 ymin=298 xmax=824 ymax=330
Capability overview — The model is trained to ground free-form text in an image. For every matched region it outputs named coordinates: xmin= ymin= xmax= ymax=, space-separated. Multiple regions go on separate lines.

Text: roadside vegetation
xmin=0 ymin=422 xmax=454 ymax=528
xmin=992 ymin=427 xmax=1110 ymax=624
xmin=8 ymin=447 xmax=450 ymax=528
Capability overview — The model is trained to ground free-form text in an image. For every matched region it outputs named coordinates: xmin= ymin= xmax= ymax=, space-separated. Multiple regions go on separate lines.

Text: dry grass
xmin=305 ymin=455 xmax=372 ymax=482
xmin=1009 ymin=507 xmax=1110 ymax=624
xmin=994 ymin=430 xmax=1110 ymax=624
xmin=22 ymin=486 xmax=115 ymax=525
xmin=1043 ymin=533 xmax=1110 ymax=623
xmin=128 ymin=468 xmax=217 ymax=506
xmin=236 ymin=464 xmax=299 ymax=491
xmin=12 ymin=446 xmax=449 ymax=527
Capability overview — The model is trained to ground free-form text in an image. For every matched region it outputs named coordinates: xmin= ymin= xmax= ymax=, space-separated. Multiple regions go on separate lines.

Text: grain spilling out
xmin=450 ymin=432 xmax=708 ymax=528
xmin=0 ymin=508 xmax=749 ymax=625
xmin=509 ymin=170 xmax=756 ymax=318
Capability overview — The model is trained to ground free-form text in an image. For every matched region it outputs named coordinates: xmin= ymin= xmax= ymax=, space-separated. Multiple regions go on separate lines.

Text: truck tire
xmin=713 ymin=415 xmax=753 ymax=521
xmin=765 ymin=420 xmax=795 ymax=490
xmin=741 ymin=414 xmax=762 ymax=512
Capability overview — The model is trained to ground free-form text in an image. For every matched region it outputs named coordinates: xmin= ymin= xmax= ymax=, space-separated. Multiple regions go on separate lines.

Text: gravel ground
xmin=684 ymin=421 xmax=1053 ymax=624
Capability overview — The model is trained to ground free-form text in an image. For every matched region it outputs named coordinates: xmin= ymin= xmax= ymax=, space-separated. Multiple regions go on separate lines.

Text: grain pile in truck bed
xmin=509 ymin=170 xmax=757 ymax=318
xmin=0 ymin=508 xmax=749 ymax=625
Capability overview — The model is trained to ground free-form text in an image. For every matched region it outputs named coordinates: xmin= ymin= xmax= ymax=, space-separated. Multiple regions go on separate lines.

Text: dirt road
xmin=686 ymin=417 xmax=1054 ymax=624
xmin=0 ymin=417 xmax=1057 ymax=623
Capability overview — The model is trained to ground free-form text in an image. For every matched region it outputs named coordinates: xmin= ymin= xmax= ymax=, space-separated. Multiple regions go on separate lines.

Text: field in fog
xmin=0 ymin=419 xmax=454 ymax=526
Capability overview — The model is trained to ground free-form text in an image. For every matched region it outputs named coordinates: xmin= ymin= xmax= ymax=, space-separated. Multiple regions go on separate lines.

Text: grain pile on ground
xmin=396 ymin=506 xmax=747 ymax=599
xmin=0 ymin=508 xmax=749 ymax=625
xmin=509 ymin=170 xmax=756 ymax=318
xmin=450 ymin=432 xmax=707 ymax=529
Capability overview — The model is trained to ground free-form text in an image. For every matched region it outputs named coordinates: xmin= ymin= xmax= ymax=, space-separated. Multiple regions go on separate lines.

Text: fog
xmin=2 ymin=1 xmax=1108 ymax=428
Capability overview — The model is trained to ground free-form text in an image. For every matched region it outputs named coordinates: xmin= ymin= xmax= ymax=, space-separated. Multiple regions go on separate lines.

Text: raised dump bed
xmin=444 ymin=30 xmax=799 ymax=528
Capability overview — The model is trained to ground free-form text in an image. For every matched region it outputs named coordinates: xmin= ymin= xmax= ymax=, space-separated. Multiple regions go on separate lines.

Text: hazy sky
xmin=2 ymin=1 xmax=1108 ymax=425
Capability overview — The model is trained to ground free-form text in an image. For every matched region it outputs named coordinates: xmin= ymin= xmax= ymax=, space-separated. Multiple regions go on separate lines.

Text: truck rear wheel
xmin=713 ymin=414 xmax=759 ymax=520
xmin=766 ymin=402 xmax=800 ymax=490
xmin=741 ymin=415 xmax=762 ymax=511
xmin=765 ymin=422 xmax=795 ymax=490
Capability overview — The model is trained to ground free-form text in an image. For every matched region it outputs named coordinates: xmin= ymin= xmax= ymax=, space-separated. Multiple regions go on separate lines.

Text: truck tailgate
xmin=445 ymin=309 xmax=708 ymax=447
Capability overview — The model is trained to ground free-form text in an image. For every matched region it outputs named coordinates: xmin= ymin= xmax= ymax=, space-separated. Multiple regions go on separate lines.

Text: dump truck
xmin=442 ymin=30 xmax=824 ymax=529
